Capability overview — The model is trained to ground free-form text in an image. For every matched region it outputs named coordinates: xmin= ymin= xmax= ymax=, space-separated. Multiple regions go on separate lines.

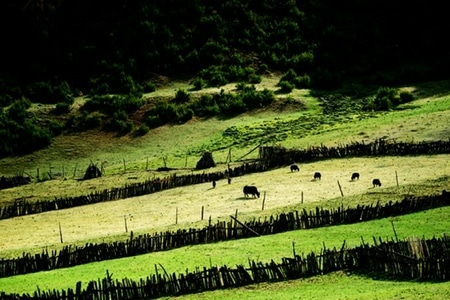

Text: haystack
xmin=83 ymin=162 xmax=102 ymax=180
xmin=196 ymin=152 xmax=216 ymax=170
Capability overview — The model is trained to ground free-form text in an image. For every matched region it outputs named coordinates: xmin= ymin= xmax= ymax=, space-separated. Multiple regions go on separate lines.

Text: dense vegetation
xmin=0 ymin=0 xmax=446 ymax=157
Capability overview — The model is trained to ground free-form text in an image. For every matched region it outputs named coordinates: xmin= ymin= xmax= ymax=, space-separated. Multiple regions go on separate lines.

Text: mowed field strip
xmin=1 ymin=154 xmax=448 ymax=253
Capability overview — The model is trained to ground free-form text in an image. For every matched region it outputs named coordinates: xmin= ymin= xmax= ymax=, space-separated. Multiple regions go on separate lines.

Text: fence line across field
xmin=1 ymin=234 xmax=449 ymax=299
xmin=0 ymin=191 xmax=449 ymax=279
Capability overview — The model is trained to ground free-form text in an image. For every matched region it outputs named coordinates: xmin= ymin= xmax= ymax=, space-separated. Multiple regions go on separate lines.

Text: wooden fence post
xmin=262 ymin=192 xmax=266 ymax=211
xmin=395 ymin=171 xmax=399 ymax=187
xmin=124 ymin=215 xmax=128 ymax=233
xmin=301 ymin=191 xmax=304 ymax=204
xmin=337 ymin=180 xmax=344 ymax=197
xmin=59 ymin=222 xmax=63 ymax=243
xmin=201 ymin=206 xmax=204 ymax=221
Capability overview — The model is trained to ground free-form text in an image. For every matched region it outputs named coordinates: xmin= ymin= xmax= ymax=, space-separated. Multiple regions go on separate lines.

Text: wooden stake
xmin=59 ymin=222 xmax=63 ymax=243
xmin=337 ymin=180 xmax=344 ymax=197
xmin=292 ymin=241 xmax=296 ymax=257
xmin=301 ymin=191 xmax=304 ymax=204
xmin=261 ymin=191 xmax=267 ymax=211
xmin=124 ymin=215 xmax=128 ymax=233
xmin=175 ymin=207 xmax=178 ymax=224
xmin=391 ymin=220 xmax=399 ymax=242
xmin=201 ymin=206 xmax=204 ymax=221
xmin=395 ymin=170 xmax=399 ymax=187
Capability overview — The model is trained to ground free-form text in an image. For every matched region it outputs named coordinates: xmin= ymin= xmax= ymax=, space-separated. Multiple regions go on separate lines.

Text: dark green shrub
xmin=53 ymin=102 xmax=71 ymax=115
xmin=371 ymin=87 xmax=399 ymax=110
xmin=399 ymin=91 xmax=414 ymax=103
xmin=293 ymin=74 xmax=311 ymax=89
xmin=85 ymin=113 xmax=103 ymax=129
xmin=173 ymin=89 xmax=190 ymax=104
xmin=191 ymin=78 xmax=205 ymax=90
xmin=83 ymin=95 xmax=143 ymax=114
xmin=90 ymin=81 xmax=111 ymax=95
xmin=145 ymin=115 xmax=163 ymax=128
xmin=190 ymin=95 xmax=220 ymax=117
xmin=7 ymin=97 xmax=31 ymax=122
xmin=143 ymin=82 xmax=156 ymax=93
xmin=135 ymin=124 xmax=150 ymax=135
xmin=145 ymin=101 xmax=179 ymax=128
xmin=248 ymin=74 xmax=262 ymax=84
xmin=104 ymin=110 xmax=133 ymax=133
xmin=53 ymin=81 xmax=74 ymax=104
xmin=235 ymin=82 xmax=246 ymax=91
xmin=279 ymin=69 xmax=298 ymax=83
xmin=258 ymin=63 xmax=269 ymax=74
xmin=26 ymin=81 xmax=53 ymax=103
xmin=176 ymin=106 xmax=194 ymax=123
xmin=229 ymin=53 xmax=246 ymax=66
xmin=277 ymin=81 xmax=294 ymax=93
xmin=214 ymin=90 xmax=245 ymax=115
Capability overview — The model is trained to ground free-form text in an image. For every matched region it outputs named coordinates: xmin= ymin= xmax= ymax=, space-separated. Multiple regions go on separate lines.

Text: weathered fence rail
xmin=1 ymin=235 xmax=449 ymax=299
xmin=1 ymin=139 xmax=450 ymax=221
xmin=0 ymin=191 xmax=449 ymax=278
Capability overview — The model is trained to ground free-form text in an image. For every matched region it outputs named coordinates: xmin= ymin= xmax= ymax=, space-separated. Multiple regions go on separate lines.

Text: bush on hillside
xmin=191 ymin=78 xmax=205 ymax=90
xmin=103 ymin=110 xmax=134 ymax=133
xmin=173 ymin=89 xmax=190 ymax=104
xmin=277 ymin=80 xmax=294 ymax=93
xmin=25 ymin=81 xmax=74 ymax=104
xmin=189 ymin=95 xmax=220 ymax=117
xmin=83 ymin=95 xmax=144 ymax=114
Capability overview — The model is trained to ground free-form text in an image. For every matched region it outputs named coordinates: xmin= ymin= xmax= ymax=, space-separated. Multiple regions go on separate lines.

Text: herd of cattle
xmin=242 ymin=164 xmax=382 ymax=198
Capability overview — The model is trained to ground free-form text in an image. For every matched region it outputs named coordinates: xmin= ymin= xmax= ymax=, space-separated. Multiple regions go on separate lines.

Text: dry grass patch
xmin=1 ymin=154 xmax=448 ymax=257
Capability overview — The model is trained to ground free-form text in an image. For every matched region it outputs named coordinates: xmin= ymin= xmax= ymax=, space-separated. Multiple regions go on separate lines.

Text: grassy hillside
xmin=0 ymin=78 xmax=449 ymax=298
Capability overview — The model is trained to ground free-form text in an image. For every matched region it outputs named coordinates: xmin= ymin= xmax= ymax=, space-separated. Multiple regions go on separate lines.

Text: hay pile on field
xmin=196 ymin=152 xmax=216 ymax=170
xmin=83 ymin=163 xmax=102 ymax=180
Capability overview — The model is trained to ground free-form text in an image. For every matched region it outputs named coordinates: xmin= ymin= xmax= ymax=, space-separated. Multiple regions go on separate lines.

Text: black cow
xmin=372 ymin=179 xmax=382 ymax=187
xmin=351 ymin=172 xmax=360 ymax=181
xmin=290 ymin=164 xmax=300 ymax=172
xmin=314 ymin=172 xmax=321 ymax=180
xmin=243 ymin=185 xmax=260 ymax=198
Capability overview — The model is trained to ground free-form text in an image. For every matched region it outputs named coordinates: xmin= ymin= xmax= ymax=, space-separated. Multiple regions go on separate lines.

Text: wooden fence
xmin=2 ymin=139 xmax=450 ymax=221
xmin=1 ymin=235 xmax=449 ymax=299
xmin=261 ymin=138 xmax=450 ymax=167
xmin=1 ymin=191 xmax=449 ymax=278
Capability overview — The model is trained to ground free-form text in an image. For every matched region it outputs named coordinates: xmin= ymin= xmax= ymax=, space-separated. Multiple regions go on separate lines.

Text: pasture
xmin=1 ymin=79 xmax=450 ymax=298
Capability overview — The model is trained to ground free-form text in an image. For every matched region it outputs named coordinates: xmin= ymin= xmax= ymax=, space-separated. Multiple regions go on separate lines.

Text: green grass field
xmin=0 ymin=78 xmax=449 ymax=299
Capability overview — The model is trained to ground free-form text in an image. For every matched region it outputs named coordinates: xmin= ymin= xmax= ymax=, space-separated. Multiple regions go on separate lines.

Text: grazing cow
xmin=314 ymin=172 xmax=321 ymax=180
xmin=243 ymin=185 xmax=260 ymax=198
xmin=290 ymin=164 xmax=300 ymax=172
xmin=372 ymin=179 xmax=382 ymax=187
xmin=351 ymin=172 xmax=360 ymax=181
